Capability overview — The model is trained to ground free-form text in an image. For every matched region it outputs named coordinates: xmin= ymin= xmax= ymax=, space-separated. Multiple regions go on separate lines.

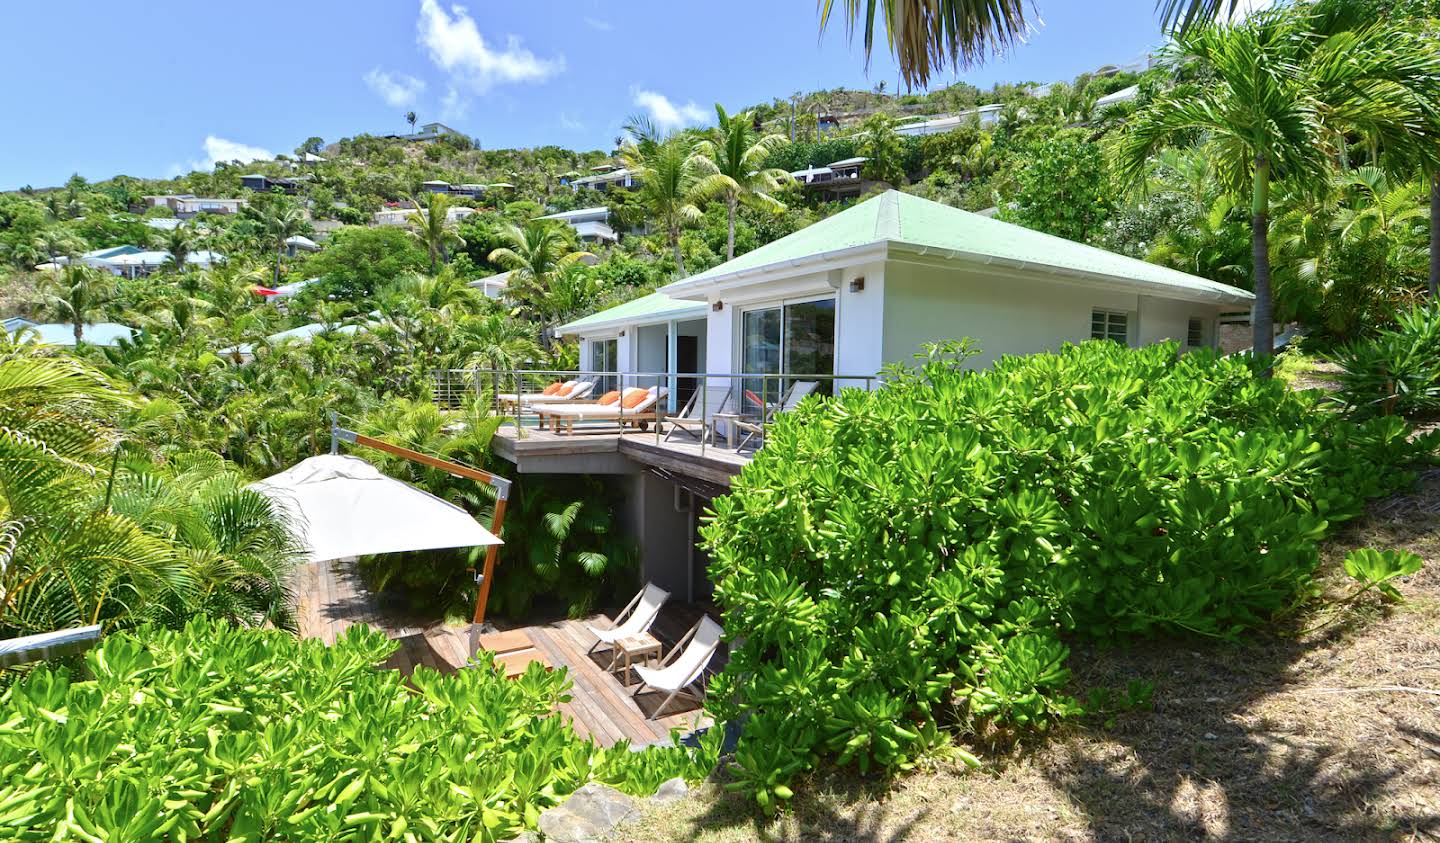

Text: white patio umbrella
xmin=251 ymin=454 xmax=501 ymax=563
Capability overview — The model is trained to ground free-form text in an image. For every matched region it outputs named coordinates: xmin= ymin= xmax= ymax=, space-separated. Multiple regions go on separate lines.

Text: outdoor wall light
xmin=712 ymin=300 xmax=724 ymax=311
xmin=850 ymin=277 xmax=866 ymax=293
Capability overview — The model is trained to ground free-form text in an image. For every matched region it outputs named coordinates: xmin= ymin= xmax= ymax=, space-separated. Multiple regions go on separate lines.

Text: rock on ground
xmin=537 ymin=783 xmax=640 ymax=843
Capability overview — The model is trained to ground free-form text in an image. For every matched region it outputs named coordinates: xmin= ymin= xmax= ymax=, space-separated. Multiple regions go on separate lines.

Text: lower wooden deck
xmin=292 ymin=558 xmax=717 ymax=745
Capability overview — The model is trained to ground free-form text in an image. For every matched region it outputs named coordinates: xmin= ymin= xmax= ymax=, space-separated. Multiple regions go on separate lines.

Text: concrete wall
xmin=619 ymin=473 xmax=696 ymax=599
xmin=880 ymin=261 xmax=1228 ymax=368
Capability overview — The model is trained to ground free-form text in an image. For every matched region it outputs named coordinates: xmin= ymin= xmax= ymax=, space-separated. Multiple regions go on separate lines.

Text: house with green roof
xmin=560 ymin=189 xmax=1252 ymax=412
xmin=537 ymin=191 xmax=1253 ymax=601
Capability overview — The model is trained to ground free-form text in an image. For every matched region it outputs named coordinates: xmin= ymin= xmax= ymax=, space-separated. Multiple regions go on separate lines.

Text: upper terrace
xmin=435 ymin=368 xmax=880 ymax=487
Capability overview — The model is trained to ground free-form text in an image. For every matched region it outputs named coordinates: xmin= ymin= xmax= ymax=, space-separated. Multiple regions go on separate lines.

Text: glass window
xmin=1091 ymin=310 xmax=1129 ymax=345
xmin=591 ymin=338 xmax=618 ymax=392
xmin=1187 ymin=318 xmax=1204 ymax=347
xmin=741 ymin=298 xmax=836 ymax=413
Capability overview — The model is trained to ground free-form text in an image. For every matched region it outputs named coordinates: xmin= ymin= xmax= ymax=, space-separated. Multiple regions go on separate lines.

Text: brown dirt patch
xmin=619 ymin=473 xmax=1440 ymax=842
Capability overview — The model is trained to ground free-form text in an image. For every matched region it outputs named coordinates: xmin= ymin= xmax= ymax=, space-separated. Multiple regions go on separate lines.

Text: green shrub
xmin=1329 ymin=302 xmax=1440 ymax=417
xmin=703 ymin=340 xmax=1430 ymax=810
xmin=0 ymin=620 xmax=718 ymax=839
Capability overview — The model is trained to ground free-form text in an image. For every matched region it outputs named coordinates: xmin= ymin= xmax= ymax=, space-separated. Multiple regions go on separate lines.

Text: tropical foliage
xmin=704 ymin=340 xmax=1431 ymax=809
xmin=0 ymin=619 xmax=720 ymax=839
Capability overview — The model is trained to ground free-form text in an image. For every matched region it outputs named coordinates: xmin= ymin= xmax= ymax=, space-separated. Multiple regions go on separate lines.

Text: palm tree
xmin=406 ymin=111 xmax=418 ymax=133
xmin=1118 ymin=7 xmax=1440 ymax=369
xmin=44 ymin=264 xmax=114 ymax=345
xmin=858 ymin=112 xmax=905 ymax=187
xmin=254 ymin=202 xmax=306 ymax=287
xmin=409 ymin=192 xmax=466 ymax=274
xmin=819 ymin=0 xmax=1245 ymax=88
xmin=620 ymin=125 xmax=702 ymax=276
xmin=693 ymin=105 xmax=793 ymax=261
xmin=488 ymin=222 xmax=593 ymax=343
xmin=161 ymin=225 xmax=197 ymax=273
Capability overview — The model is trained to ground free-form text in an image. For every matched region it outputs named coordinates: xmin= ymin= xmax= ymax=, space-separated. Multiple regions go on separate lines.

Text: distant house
xmin=5 ymin=317 xmax=135 ymax=347
xmin=284 ymin=235 xmax=321 ymax=257
xmin=788 ymin=157 xmax=871 ymax=200
xmin=1095 ymin=85 xmax=1140 ymax=109
xmin=467 ymin=270 xmax=513 ymax=300
xmin=144 ymin=217 xmax=184 ymax=231
xmin=143 ymin=194 xmax=245 ymax=219
xmin=241 ymin=174 xmax=303 ymax=194
xmin=385 ymin=122 xmax=466 ymax=143
xmin=373 ymin=205 xmax=476 ymax=226
xmin=536 ymin=207 xmax=618 ymax=244
xmin=420 ymin=180 xmax=487 ymax=198
xmin=894 ymin=104 xmax=1005 ymax=136
xmin=570 ymin=165 xmax=636 ymax=193
xmin=223 ymin=321 xmax=367 ymax=363
xmin=101 ymin=250 xmax=225 ymax=278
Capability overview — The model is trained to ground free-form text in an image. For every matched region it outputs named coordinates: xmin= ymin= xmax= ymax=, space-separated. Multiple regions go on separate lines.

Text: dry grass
xmin=619 ymin=473 xmax=1440 ymax=842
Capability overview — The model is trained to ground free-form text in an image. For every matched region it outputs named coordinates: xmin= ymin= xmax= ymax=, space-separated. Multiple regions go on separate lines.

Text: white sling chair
xmin=631 ymin=616 xmax=724 ymax=719
xmin=586 ymin=583 xmax=669 ymax=667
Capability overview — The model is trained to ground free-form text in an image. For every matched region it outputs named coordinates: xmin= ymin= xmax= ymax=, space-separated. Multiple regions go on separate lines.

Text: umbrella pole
xmin=328 ymin=417 xmax=513 ymax=626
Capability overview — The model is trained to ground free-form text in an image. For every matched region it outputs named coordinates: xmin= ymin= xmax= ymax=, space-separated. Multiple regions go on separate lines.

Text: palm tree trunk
xmin=726 ymin=196 xmax=737 ymax=261
xmin=1430 ymin=174 xmax=1439 ymax=299
xmin=274 ymin=241 xmax=284 ymax=287
xmin=73 ymin=318 xmax=83 ymax=346
xmin=672 ymin=228 xmax=688 ymax=277
xmin=1250 ymin=155 xmax=1274 ymax=375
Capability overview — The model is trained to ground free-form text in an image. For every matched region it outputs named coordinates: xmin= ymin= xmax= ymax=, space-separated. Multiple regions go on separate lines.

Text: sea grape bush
xmin=0 ymin=620 xmax=718 ymax=840
xmin=704 ymin=340 xmax=1431 ymax=809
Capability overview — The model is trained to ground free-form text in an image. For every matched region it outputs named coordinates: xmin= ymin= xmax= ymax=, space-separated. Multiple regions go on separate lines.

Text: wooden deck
xmin=491 ymin=422 xmax=749 ymax=486
xmin=293 ymin=558 xmax=718 ymax=745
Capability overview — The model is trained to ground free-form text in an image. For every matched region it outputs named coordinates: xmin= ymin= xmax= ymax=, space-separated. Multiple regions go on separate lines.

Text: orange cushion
xmin=597 ymin=390 xmax=622 ymax=406
xmin=541 ymin=382 xmax=563 ymax=395
xmin=621 ymin=389 xmax=652 ymax=410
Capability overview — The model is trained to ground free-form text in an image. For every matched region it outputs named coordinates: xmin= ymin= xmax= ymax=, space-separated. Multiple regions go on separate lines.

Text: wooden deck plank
xmin=292 ymin=558 xmax=713 ymax=747
xmin=528 ymin=626 xmax=627 ymax=746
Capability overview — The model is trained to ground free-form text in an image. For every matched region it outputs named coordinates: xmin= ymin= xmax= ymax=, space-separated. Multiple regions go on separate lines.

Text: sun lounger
xmin=497 ymin=380 xmax=594 ymax=412
xmin=631 ymin=616 xmax=723 ymax=719
xmin=586 ymin=583 xmax=670 ymax=669
xmin=539 ymin=386 xmax=668 ymax=434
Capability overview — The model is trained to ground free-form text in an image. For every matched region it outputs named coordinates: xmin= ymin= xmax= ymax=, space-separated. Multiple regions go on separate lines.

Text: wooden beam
xmin=349 ymin=432 xmax=502 ymax=486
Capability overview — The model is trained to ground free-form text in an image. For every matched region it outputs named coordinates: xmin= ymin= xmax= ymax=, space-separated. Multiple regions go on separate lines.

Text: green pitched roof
xmin=557 ymin=292 xmax=707 ymax=336
xmin=662 ymin=190 xmax=1252 ymax=305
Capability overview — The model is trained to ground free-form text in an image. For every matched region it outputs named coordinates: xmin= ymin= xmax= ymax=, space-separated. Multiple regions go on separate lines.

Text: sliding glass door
xmin=740 ymin=297 xmax=835 ymax=413
xmin=590 ymin=338 xmax=617 ymax=392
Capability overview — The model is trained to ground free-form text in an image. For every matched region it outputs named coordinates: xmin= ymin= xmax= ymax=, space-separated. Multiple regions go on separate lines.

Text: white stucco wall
xmin=880 ymin=261 xmax=1228 ymax=368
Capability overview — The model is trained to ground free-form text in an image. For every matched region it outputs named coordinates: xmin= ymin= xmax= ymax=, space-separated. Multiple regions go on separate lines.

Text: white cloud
xmin=364 ymin=68 xmax=426 ymax=107
xmin=1226 ymin=0 xmax=1274 ymax=21
xmin=189 ymin=136 xmax=273 ymax=172
xmin=632 ymin=89 xmax=708 ymax=131
xmin=440 ymin=87 xmax=470 ymax=121
xmin=583 ymin=16 xmax=612 ymax=31
xmin=417 ymin=0 xmax=564 ymax=97
xmin=559 ymin=111 xmax=585 ymax=131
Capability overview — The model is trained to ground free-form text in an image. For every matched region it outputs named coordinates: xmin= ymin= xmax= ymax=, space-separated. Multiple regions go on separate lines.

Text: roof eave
xmin=660 ymin=241 xmax=889 ymax=300
xmin=558 ymin=304 xmax=710 ymax=337
xmin=887 ymin=242 xmax=1254 ymax=306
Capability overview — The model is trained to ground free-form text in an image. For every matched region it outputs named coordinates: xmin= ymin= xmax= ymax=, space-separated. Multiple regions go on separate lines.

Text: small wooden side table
xmin=612 ymin=632 xmax=662 ymax=687
xmin=711 ymin=413 xmax=746 ymax=449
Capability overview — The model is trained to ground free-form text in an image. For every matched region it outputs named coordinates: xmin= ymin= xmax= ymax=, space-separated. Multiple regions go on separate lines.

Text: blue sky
xmin=0 ymin=1 xmax=1175 ymax=190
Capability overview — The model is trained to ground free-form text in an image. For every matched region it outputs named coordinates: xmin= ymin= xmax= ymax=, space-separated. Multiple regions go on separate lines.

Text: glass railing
xmin=431 ymin=368 xmax=882 ymax=457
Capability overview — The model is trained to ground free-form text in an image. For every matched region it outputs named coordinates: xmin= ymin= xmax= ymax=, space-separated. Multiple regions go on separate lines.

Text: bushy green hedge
xmin=703 ymin=340 xmax=1429 ymax=810
xmin=1329 ymin=302 xmax=1440 ymax=417
xmin=0 ymin=620 xmax=717 ymax=840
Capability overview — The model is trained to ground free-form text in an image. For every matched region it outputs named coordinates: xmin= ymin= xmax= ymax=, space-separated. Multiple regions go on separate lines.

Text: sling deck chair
xmin=631 ymin=615 xmax=724 ymax=719
xmin=662 ymin=387 xmax=733 ymax=443
xmin=734 ymin=380 xmax=819 ymax=451
xmin=585 ymin=582 xmax=669 ymax=671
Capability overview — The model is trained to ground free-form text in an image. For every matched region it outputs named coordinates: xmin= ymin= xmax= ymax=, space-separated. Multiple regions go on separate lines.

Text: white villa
xmin=536 ymin=207 xmax=619 ymax=244
xmin=374 ymin=206 xmax=477 ymax=226
xmin=570 ymin=165 xmax=635 ymax=193
xmin=143 ymin=195 xmax=245 ymax=218
xmin=489 ymin=190 xmax=1253 ymax=599
xmin=895 ymin=104 xmax=1006 ymax=135
xmin=40 ymin=246 xmax=224 ymax=277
